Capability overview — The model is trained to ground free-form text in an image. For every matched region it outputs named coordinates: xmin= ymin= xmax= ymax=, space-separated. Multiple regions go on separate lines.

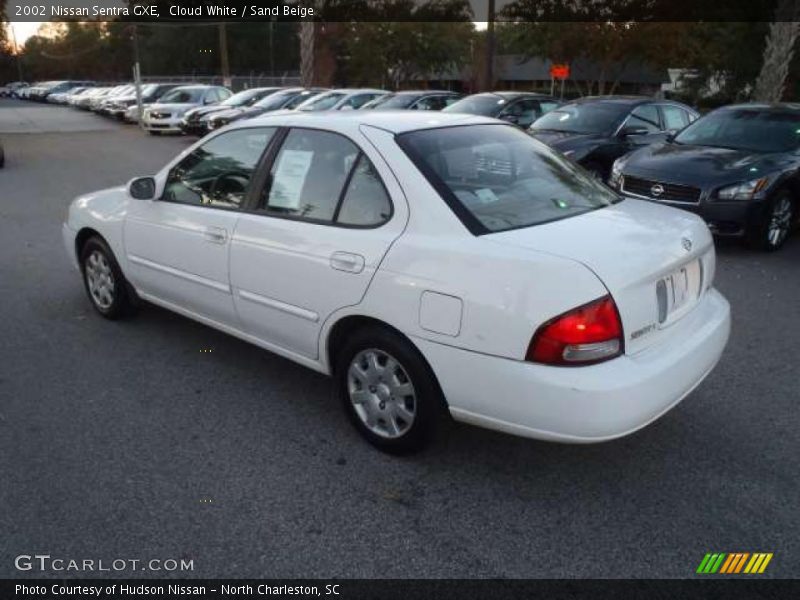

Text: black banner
xmin=4 ymin=0 xmax=794 ymax=23
xmin=2 ymin=579 xmax=798 ymax=600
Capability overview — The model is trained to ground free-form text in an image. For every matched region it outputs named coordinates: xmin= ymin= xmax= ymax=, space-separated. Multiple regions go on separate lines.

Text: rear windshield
xmin=398 ymin=124 xmax=619 ymax=234
xmin=368 ymin=93 xmax=420 ymax=109
xmin=674 ymin=108 xmax=800 ymax=152
xmin=297 ymin=92 xmax=345 ymax=111
xmin=254 ymin=90 xmax=299 ymax=110
xmin=443 ymin=94 xmax=507 ymax=117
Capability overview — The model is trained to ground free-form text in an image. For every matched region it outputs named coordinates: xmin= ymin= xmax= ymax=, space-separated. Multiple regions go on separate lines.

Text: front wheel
xmin=335 ymin=327 xmax=446 ymax=454
xmin=80 ymin=236 xmax=136 ymax=319
xmin=747 ymin=191 xmax=795 ymax=252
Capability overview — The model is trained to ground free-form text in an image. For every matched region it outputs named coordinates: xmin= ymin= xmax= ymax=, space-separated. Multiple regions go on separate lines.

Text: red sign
xmin=550 ymin=64 xmax=570 ymax=80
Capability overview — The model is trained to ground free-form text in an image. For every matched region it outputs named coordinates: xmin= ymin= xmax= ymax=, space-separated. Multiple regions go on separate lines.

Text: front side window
xmin=398 ymin=124 xmax=619 ymax=234
xmin=626 ymin=104 xmax=661 ymax=133
xmin=500 ymin=99 xmax=541 ymax=127
xmin=260 ymin=129 xmax=391 ymax=227
xmin=163 ymin=128 xmax=276 ymax=209
xmin=661 ymin=105 xmax=690 ymax=130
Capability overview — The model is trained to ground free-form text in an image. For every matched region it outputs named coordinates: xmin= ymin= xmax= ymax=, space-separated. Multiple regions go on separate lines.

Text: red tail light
xmin=526 ymin=295 xmax=623 ymax=366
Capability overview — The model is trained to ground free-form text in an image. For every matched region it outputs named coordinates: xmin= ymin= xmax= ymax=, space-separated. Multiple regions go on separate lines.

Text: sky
xmin=6 ymin=22 xmax=43 ymax=49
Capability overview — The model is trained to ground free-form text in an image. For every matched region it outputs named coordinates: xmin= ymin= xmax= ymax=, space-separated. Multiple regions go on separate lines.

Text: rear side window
xmin=260 ymin=129 xmax=392 ymax=227
xmin=661 ymin=105 xmax=690 ymax=130
xmin=398 ymin=124 xmax=618 ymax=234
xmin=337 ymin=155 xmax=392 ymax=226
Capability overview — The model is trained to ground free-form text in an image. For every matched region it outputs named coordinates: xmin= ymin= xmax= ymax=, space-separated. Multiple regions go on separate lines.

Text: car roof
xmin=569 ymin=95 xmax=656 ymax=106
xmin=391 ymin=90 xmax=459 ymax=95
xmin=170 ymin=85 xmax=219 ymax=91
xmin=325 ymin=88 xmax=389 ymax=95
xmin=242 ymin=109 xmax=500 ymax=134
xmin=481 ymin=91 xmax=558 ymax=100
xmin=717 ymin=102 xmax=800 ymax=113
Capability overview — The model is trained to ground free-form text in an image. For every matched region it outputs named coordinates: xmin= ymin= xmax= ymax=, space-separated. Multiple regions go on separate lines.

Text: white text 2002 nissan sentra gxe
xmin=63 ymin=111 xmax=730 ymax=453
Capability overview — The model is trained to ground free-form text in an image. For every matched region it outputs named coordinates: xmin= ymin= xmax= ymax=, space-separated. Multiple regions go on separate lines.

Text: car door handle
xmin=203 ymin=226 xmax=228 ymax=244
xmin=330 ymin=251 xmax=365 ymax=274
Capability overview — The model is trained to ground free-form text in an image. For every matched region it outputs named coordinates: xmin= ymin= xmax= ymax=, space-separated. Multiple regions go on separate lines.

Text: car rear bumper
xmin=414 ymin=288 xmax=730 ymax=443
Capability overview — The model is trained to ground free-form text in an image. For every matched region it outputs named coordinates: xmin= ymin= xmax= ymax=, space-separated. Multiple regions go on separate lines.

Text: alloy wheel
xmin=767 ymin=196 xmax=793 ymax=248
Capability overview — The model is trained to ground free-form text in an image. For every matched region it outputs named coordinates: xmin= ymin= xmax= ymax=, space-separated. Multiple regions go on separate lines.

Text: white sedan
xmin=63 ymin=111 xmax=731 ymax=453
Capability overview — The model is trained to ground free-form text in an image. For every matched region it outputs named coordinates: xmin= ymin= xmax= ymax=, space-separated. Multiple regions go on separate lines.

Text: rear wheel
xmin=747 ymin=190 xmax=795 ymax=252
xmin=80 ymin=236 xmax=136 ymax=319
xmin=335 ymin=326 xmax=446 ymax=454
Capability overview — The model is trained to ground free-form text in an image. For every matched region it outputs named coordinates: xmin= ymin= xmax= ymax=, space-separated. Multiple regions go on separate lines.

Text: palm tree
xmin=300 ymin=1 xmax=321 ymax=87
xmin=753 ymin=0 xmax=800 ymax=102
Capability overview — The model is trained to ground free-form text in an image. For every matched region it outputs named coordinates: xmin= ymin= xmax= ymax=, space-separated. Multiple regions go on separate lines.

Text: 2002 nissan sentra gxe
xmin=63 ymin=111 xmax=731 ymax=453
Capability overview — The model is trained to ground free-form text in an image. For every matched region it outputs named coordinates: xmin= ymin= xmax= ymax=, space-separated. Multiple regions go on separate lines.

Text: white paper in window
xmin=270 ymin=149 xmax=314 ymax=209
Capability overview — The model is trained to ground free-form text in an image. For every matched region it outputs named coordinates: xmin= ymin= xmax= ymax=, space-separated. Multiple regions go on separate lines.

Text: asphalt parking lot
xmin=0 ymin=98 xmax=798 ymax=579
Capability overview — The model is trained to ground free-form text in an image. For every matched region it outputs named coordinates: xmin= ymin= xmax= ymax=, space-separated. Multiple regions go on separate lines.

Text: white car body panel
xmin=63 ymin=111 xmax=731 ymax=443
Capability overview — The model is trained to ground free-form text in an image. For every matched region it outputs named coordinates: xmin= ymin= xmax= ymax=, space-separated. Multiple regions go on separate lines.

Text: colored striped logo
xmin=697 ymin=553 xmax=773 ymax=574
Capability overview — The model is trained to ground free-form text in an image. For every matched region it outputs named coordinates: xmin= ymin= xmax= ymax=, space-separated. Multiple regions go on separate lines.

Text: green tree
xmin=339 ymin=20 xmax=474 ymax=87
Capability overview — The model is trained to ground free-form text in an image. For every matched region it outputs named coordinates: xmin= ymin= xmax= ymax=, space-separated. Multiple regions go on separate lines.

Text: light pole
xmin=131 ymin=25 xmax=144 ymax=128
xmin=9 ymin=23 xmax=24 ymax=82
xmin=219 ymin=23 xmax=231 ymax=87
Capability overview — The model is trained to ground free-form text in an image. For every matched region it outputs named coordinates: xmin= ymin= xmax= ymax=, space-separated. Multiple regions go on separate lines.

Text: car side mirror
xmin=339 ymin=105 xmax=355 ymax=111
xmin=665 ymin=133 xmax=676 ymax=143
xmin=128 ymin=176 xmax=156 ymax=200
xmin=619 ymin=125 xmax=649 ymax=138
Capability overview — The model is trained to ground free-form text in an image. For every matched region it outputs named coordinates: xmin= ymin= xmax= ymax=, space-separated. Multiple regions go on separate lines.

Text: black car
xmin=442 ymin=92 xmax=562 ymax=129
xmin=611 ymin=103 xmax=800 ymax=251
xmin=206 ymin=88 xmax=328 ymax=131
xmin=0 ymin=139 xmax=5 ymax=168
xmin=530 ymin=96 xmax=699 ymax=180
xmin=180 ymin=87 xmax=283 ymax=136
xmin=363 ymin=90 xmax=462 ymax=111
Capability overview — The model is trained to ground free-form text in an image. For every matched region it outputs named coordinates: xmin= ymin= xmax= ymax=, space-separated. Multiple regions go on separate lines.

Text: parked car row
xmin=7 ymin=80 xmax=796 ymax=250
xmin=524 ymin=95 xmax=799 ymax=251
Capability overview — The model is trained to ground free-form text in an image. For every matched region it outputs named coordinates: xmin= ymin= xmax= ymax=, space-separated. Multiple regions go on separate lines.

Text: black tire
xmin=79 ymin=236 xmax=136 ymax=319
xmin=334 ymin=326 xmax=447 ymax=454
xmin=746 ymin=190 xmax=795 ymax=252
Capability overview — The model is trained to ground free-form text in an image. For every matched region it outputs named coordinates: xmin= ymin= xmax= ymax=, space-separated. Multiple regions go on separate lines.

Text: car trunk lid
xmin=485 ymin=198 xmax=715 ymax=355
